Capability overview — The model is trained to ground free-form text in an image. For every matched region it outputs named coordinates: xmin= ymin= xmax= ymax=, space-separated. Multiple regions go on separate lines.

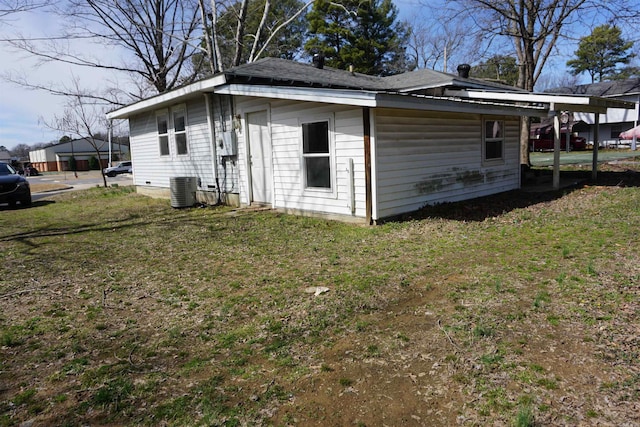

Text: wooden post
xmin=592 ymin=114 xmax=600 ymax=182
xmin=553 ymin=111 xmax=560 ymax=190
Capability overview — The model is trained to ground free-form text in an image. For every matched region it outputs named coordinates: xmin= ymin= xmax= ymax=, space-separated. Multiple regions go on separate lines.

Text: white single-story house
xmin=107 ymin=58 xmax=633 ymax=223
xmin=548 ymin=78 xmax=640 ymax=149
xmin=29 ymin=138 xmax=130 ymax=172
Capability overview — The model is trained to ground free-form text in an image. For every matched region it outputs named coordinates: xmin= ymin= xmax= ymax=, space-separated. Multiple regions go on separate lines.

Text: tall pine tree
xmin=567 ymin=24 xmax=635 ymax=83
xmin=305 ymin=0 xmax=409 ymax=76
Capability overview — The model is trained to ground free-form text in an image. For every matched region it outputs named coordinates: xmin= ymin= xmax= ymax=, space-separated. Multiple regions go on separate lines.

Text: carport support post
xmin=553 ymin=109 xmax=561 ymax=190
xmin=634 ymin=95 xmax=639 ymax=151
xmin=592 ymin=114 xmax=600 ymax=181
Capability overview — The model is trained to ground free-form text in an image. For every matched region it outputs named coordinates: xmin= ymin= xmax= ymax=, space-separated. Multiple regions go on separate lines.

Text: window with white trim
xmin=302 ymin=120 xmax=331 ymax=189
xmin=156 ymin=106 xmax=189 ymax=156
xmin=483 ymin=119 xmax=504 ymax=161
xmin=173 ymin=109 xmax=188 ymax=155
xmin=157 ymin=113 xmax=169 ymax=156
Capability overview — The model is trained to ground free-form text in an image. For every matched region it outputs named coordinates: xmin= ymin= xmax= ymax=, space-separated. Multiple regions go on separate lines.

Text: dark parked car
xmin=17 ymin=165 xmax=39 ymax=176
xmin=0 ymin=162 xmax=31 ymax=207
xmin=529 ymin=134 xmax=587 ymax=151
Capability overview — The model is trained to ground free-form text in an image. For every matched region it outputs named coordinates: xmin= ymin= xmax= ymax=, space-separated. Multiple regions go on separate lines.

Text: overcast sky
xmin=0 ymin=0 xmax=615 ymax=151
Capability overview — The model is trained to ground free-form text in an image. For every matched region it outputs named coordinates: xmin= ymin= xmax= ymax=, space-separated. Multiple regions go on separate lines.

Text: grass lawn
xmin=530 ymin=149 xmax=640 ymax=167
xmin=1 ymin=170 xmax=639 ymax=426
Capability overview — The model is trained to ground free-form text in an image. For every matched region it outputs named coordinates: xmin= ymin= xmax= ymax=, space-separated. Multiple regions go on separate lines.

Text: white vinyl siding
xmin=374 ymin=109 xmax=520 ymax=219
xmin=235 ymin=97 xmax=367 ymax=218
xmin=210 ymin=94 xmax=239 ymax=194
xmin=128 ymin=97 xmax=216 ymax=191
xmin=127 ymin=95 xmax=522 ymax=221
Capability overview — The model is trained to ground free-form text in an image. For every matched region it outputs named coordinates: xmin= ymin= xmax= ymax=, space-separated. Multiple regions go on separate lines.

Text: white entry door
xmin=247 ymin=111 xmax=272 ymax=204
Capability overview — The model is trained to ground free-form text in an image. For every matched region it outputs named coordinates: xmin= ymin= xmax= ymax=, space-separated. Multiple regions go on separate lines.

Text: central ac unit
xmin=170 ymin=176 xmax=197 ymax=208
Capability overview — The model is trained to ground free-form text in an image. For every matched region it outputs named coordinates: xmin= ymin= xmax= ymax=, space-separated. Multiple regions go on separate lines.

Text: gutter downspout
xmin=363 ymin=107 xmax=372 ymax=225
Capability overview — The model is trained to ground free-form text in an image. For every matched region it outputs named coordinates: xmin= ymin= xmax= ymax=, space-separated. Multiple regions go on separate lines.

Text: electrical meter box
xmin=218 ymin=131 xmax=237 ymax=156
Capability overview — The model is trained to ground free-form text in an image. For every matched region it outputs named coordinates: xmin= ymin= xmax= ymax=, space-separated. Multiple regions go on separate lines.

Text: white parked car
xmin=104 ymin=161 xmax=132 ymax=177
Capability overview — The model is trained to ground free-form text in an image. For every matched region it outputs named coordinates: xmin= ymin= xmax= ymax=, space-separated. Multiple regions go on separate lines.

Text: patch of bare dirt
xmin=29 ymin=182 xmax=71 ymax=193
xmin=272 ymin=272 xmax=640 ymax=426
xmin=275 ymin=286 xmax=461 ymax=426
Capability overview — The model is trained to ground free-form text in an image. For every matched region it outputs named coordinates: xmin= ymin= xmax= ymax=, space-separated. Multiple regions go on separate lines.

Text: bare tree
xmin=197 ymin=0 xmax=311 ymax=73
xmin=405 ymin=15 xmax=482 ymax=72
xmin=197 ymin=0 xmax=217 ymax=74
xmin=5 ymin=0 xmax=202 ymax=97
xmin=42 ymin=78 xmax=113 ymax=187
xmin=4 ymin=0 xmax=312 ymax=102
xmin=0 ymin=0 xmax=45 ymax=18
xmin=9 ymin=143 xmax=31 ymax=160
xmin=535 ymin=71 xmax=581 ymax=92
xmin=430 ymin=0 xmax=607 ymax=164
xmin=232 ymin=0 xmax=249 ymax=67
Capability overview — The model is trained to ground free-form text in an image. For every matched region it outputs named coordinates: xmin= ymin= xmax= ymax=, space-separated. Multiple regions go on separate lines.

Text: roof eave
xmin=219 ymin=85 xmax=546 ymax=115
xmin=216 ymin=84 xmax=378 ymax=106
xmin=106 ymin=75 xmax=227 ymax=119
xmin=445 ymin=89 xmax=636 ymax=114
xmin=376 ymin=93 xmax=546 ymax=116
xmin=395 ymin=77 xmax=525 ymax=94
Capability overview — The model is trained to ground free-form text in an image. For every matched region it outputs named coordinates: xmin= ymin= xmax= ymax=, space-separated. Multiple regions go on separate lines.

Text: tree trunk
xmin=197 ymin=0 xmax=216 ymax=74
xmin=232 ymin=0 xmax=249 ymax=67
xmin=248 ymin=0 xmax=270 ymax=63
xmin=210 ymin=0 xmax=223 ymax=72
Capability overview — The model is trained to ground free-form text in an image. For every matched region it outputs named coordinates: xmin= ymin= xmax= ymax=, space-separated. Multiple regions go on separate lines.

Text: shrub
xmin=88 ymin=156 xmax=100 ymax=170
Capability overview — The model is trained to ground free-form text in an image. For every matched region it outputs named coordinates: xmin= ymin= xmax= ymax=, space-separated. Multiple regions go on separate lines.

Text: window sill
xmin=482 ymin=158 xmax=505 ymax=167
xmin=303 ymin=187 xmax=336 ymax=197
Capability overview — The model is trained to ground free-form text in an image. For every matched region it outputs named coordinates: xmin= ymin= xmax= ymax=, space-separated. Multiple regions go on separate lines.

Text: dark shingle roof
xmin=224 ymin=57 xmax=522 ymax=93
xmin=547 ymin=78 xmax=640 ymax=97
xmin=225 ymin=58 xmax=385 ymax=90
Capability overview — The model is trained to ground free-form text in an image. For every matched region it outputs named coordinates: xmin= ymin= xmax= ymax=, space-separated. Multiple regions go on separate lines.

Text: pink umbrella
xmin=619 ymin=125 xmax=640 ymax=140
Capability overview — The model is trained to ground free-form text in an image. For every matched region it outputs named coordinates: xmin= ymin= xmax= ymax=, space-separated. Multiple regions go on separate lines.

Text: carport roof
xmin=106 ymin=58 xmax=635 ymax=120
xmin=547 ymin=78 xmax=640 ymax=97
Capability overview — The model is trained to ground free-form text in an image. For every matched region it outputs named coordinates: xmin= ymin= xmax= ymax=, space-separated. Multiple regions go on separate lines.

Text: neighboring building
xmin=29 ymin=138 xmax=130 ymax=172
xmin=107 ymin=58 xmax=631 ymax=224
xmin=548 ymin=78 xmax=640 ymax=148
xmin=0 ymin=150 xmax=10 ymax=162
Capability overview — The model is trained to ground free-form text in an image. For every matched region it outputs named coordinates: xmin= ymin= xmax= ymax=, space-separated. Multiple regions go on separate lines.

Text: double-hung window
xmin=157 ymin=113 xmax=170 ymax=156
xmin=483 ymin=119 xmax=504 ymax=162
xmin=173 ymin=109 xmax=188 ymax=155
xmin=302 ymin=120 xmax=332 ymax=189
xmin=156 ymin=106 xmax=188 ymax=156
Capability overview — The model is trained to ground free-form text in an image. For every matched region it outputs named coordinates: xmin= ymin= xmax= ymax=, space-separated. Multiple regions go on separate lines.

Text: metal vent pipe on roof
xmin=457 ymin=64 xmax=471 ymax=78
xmin=312 ymin=53 xmax=325 ymax=69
